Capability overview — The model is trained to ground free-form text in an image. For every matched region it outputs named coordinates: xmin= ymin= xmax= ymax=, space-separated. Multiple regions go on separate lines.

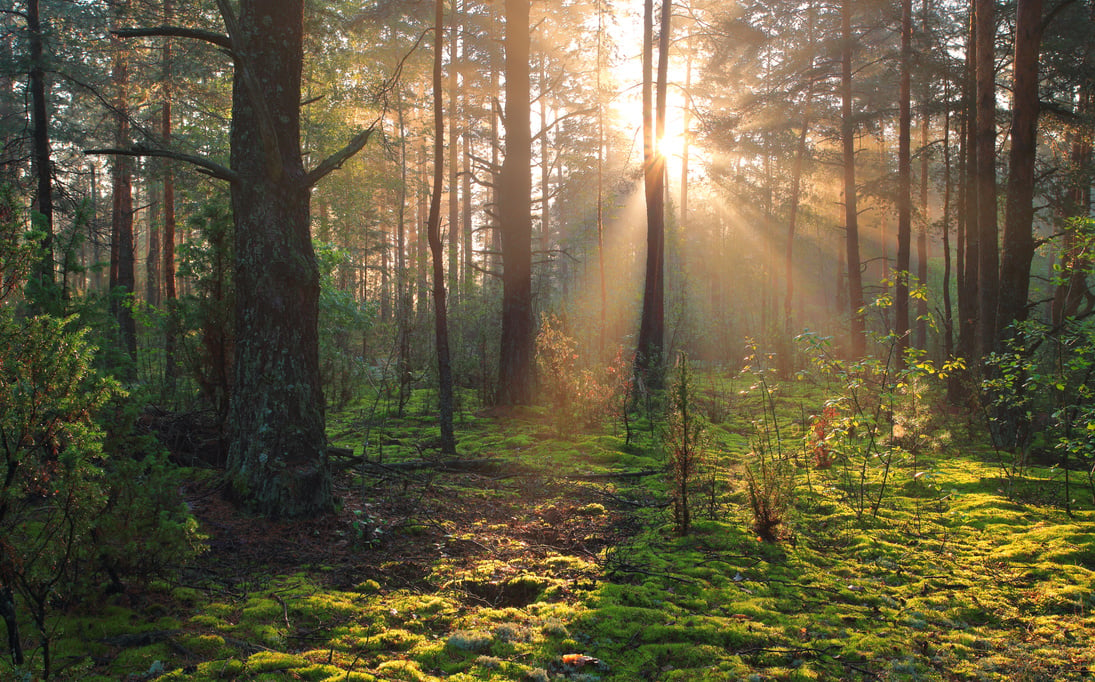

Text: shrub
xmin=536 ymin=313 xmax=629 ymax=434
xmin=665 ymin=354 xmax=708 ymax=535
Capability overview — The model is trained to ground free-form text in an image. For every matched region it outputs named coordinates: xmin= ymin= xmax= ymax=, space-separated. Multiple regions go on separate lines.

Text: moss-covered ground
xmin=8 ymin=379 xmax=1095 ymax=681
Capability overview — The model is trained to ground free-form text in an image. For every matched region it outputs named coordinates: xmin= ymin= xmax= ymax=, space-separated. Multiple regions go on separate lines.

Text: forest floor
xmin=21 ymin=381 xmax=1095 ymax=681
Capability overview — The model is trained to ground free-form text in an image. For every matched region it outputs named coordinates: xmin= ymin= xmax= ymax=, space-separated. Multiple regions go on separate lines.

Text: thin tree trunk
xmin=448 ymin=0 xmax=460 ymax=306
xmin=27 ymin=0 xmax=54 ymax=303
xmin=429 ymin=0 xmax=456 ymax=454
xmin=942 ymin=95 xmax=955 ymax=359
xmin=896 ymin=0 xmax=913 ymax=365
xmin=958 ymin=10 xmax=979 ymax=363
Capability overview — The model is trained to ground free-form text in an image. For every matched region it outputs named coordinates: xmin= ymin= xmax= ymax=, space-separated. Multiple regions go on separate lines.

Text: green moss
xmin=246 ymin=651 xmax=308 ymax=672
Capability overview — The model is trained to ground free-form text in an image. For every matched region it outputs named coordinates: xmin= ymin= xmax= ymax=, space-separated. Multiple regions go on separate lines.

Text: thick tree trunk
xmin=430 ymin=0 xmax=456 ymax=454
xmin=109 ymin=3 xmax=137 ymax=367
xmin=997 ymin=0 xmax=1044 ymax=335
xmin=225 ymin=0 xmax=331 ymax=518
xmin=497 ymin=0 xmax=534 ymax=405
xmin=975 ymin=0 xmax=998 ymax=354
xmin=841 ymin=0 xmax=866 ymax=357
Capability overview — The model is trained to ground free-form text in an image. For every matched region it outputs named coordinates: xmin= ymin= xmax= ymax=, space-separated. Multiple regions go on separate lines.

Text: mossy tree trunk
xmin=225 ymin=0 xmax=331 ymax=518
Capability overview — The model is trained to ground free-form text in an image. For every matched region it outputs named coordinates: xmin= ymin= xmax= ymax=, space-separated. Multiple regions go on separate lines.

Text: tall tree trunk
xmin=109 ymin=0 xmax=137 ymax=368
xmin=225 ymin=0 xmax=331 ymax=518
xmin=448 ymin=0 xmax=460 ymax=306
xmin=896 ymin=0 xmax=913 ymax=365
xmin=783 ymin=113 xmax=810 ymax=368
xmin=496 ymin=0 xmax=534 ymax=405
xmin=396 ymin=95 xmax=411 ymax=416
xmin=975 ymin=0 xmax=998 ymax=355
xmin=942 ymin=98 xmax=955 ymax=358
xmin=841 ymin=0 xmax=866 ymax=357
xmin=1052 ymin=91 xmax=1093 ymax=324
xmin=429 ymin=0 xmax=456 ymax=454
xmin=635 ymin=0 xmax=670 ymax=387
xmin=916 ymin=101 xmax=930 ymax=351
xmin=958 ymin=11 xmax=979 ymax=363
xmin=997 ymin=0 xmax=1044 ymax=334
xmin=27 ymin=0 xmax=54 ymax=305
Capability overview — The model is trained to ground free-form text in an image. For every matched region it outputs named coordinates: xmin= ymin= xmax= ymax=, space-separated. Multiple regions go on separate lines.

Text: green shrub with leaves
xmin=536 ymin=313 xmax=629 ymax=434
xmin=738 ymin=343 xmax=795 ymax=542
xmin=0 ymin=199 xmax=202 ymax=677
xmin=795 ymin=332 xmax=957 ymax=520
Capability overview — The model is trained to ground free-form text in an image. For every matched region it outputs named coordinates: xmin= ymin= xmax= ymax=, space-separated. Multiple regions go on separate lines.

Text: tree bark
xmin=958 ymin=11 xmax=979 ymax=363
xmin=27 ymin=0 xmax=54 ymax=303
xmin=163 ymin=0 xmax=178 ymax=395
xmin=225 ymin=0 xmax=331 ymax=518
xmin=841 ymin=0 xmax=866 ymax=357
xmin=497 ymin=0 xmax=534 ymax=405
xmin=997 ymin=0 xmax=1044 ymax=335
xmin=975 ymin=0 xmax=999 ymax=354
xmin=109 ymin=0 xmax=137 ymax=368
xmin=429 ymin=0 xmax=457 ymax=454
xmin=635 ymin=0 xmax=669 ymax=386
xmin=896 ymin=0 xmax=913 ymax=365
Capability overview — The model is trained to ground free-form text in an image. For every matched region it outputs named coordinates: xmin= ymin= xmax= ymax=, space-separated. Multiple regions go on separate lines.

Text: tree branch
xmin=84 ymin=146 xmax=236 ymax=183
xmin=304 ymin=125 xmax=376 ymax=187
xmin=113 ymin=26 xmax=232 ymax=51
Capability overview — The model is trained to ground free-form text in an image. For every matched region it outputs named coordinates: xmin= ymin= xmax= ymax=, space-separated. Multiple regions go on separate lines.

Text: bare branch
xmin=304 ymin=125 xmax=376 ymax=187
xmin=113 ymin=26 xmax=231 ymax=51
xmin=85 ymin=146 xmax=236 ymax=183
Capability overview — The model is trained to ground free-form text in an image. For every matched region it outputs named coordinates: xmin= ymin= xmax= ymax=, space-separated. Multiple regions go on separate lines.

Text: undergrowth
xmin=5 ymin=372 xmax=1094 ymax=681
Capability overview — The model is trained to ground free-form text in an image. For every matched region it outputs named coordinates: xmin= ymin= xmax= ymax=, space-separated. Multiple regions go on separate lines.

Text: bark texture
xmin=225 ymin=0 xmax=331 ymax=518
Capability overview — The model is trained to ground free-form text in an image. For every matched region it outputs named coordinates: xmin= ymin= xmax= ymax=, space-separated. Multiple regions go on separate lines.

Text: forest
xmin=1 ymin=0 xmax=1094 ymax=679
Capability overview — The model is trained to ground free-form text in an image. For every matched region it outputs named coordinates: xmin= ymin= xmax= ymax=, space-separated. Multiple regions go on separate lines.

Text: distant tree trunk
xmin=163 ymin=0 xmax=179 ymax=395
xmin=915 ymin=0 xmax=932 ymax=352
xmin=448 ymin=0 xmax=460 ymax=306
xmin=916 ymin=103 xmax=929 ymax=351
xmin=225 ymin=0 xmax=331 ymax=518
xmin=635 ymin=0 xmax=670 ymax=387
xmin=997 ymin=0 xmax=1044 ymax=335
xmin=841 ymin=0 xmax=866 ymax=357
xmin=941 ymin=98 xmax=955 ymax=359
xmin=496 ymin=0 xmax=534 ymax=405
xmin=429 ymin=0 xmax=456 ymax=454
xmin=396 ymin=95 xmax=412 ymax=416
xmin=596 ymin=0 xmax=607 ymax=352
xmin=27 ymin=0 xmax=54 ymax=303
xmin=1052 ymin=93 xmax=1093 ymax=324
xmin=109 ymin=0 xmax=137 ymax=368
xmin=975 ymin=0 xmax=998 ymax=355
xmin=783 ymin=113 xmax=809 ymax=367
xmin=895 ymin=0 xmax=913 ymax=365
xmin=462 ymin=118 xmax=473 ymax=296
